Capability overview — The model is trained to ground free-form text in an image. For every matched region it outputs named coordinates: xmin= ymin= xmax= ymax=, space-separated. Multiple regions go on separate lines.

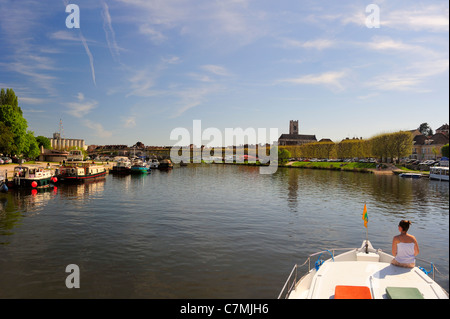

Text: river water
xmin=0 ymin=164 xmax=448 ymax=298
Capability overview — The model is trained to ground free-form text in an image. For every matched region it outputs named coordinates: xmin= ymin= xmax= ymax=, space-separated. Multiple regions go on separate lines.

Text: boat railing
xmin=277 ymin=247 xmax=357 ymax=299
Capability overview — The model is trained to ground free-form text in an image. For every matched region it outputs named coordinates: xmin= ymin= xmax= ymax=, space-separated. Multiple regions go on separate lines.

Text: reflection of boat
xmin=158 ymin=159 xmax=173 ymax=170
xmin=56 ymin=163 xmax=107 ymax=182
xmin=399 ymin=173 xmax=422 ymax=179
xmin=429 ymin=166 xmax=449 ymax=181
xmin=110 ymin=157 xmax=132 ymax=175
xmin=7 ymin=166 xmax=55 ymax=189
xmin=1 ymin=172 xmax=7 ymax=192
xmin=130 ymin=160 xmax=150 ymax=174
xmin=278 ymin=240 xmax=448 ymax=299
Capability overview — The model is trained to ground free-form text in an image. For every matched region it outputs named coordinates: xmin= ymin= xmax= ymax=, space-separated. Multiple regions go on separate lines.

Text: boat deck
xmin=289 ymin=259 xmax=448 ymax=299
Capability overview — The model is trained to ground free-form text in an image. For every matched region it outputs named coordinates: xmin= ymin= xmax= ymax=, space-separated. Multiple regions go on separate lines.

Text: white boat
xmin=429 ymin=166 xmax=449 ymax=181
xmin=278 ymin=240 xmax=448 ymax=299
xmin=149 ymin=159 xmax=159 ymax=169
xmin=67 ymin=149 xmax=84 ymax=161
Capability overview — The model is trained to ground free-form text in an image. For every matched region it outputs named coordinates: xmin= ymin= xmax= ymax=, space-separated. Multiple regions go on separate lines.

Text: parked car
xmin=1 ymin=157 xmax=12 ymax=164
xmin=0 ymin=158 xmax=4 ymax=165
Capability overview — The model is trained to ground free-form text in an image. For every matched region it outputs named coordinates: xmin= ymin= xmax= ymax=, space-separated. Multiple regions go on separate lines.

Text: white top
xmin=395 ymin=242 xmax=416 ymax=264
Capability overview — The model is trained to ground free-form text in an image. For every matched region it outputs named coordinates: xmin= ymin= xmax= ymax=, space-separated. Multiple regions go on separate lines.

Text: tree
xmin=0 ymin=89 xmax=29 ymax=155
xmin=389 ymin=131 xmax=413 ymax=163
xmin=23 ymin=131 xmax=40 ymax=159
xmin=0 ymin=88 xmax=19 ymax=110
xmin=278 ymin=147 xmax=291 ymax=164
xmin=442 ymin=144 xmax=449 ymax=158
xmin=36 ymin=135 xmax=52 ymax=149
xmin=0 ymin=122 xmax=15 ymax=155
xmin=418 ymin=123 xmax=433 ymax=136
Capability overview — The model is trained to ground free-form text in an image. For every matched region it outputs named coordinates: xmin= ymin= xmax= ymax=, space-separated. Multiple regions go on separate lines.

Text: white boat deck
xmin=288 ymin=251 xmax=448 ymax=299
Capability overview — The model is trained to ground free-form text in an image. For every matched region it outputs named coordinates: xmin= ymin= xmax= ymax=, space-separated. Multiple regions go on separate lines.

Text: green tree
xmin=0 ymin=122 xmax=15 ymax=155
xmin=278 ymin=147 xmax=291 ymax=164
xmin=0 ymin=88 xmax=29 ymax=155
xmin=442 ymin=144 xmax=449 ymax=158
xmin=36 ymin=135 xmax=52 ymax=149
xmin=23 ymin=131 xmax=40 ymax=159
xmin=0 ymin=88 xmax=19 ymax=110
xmin=418 ymin=123 xmax=433 ymax=136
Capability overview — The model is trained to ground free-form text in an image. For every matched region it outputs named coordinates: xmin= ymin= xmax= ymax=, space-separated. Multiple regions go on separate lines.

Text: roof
xmin=279 ymin=134 xmax=317 ymax=140
xmin=436 ymin=124 xmax=449 ymax=131
xmin=430 ymin=133 xmax=449 ymax=145
xmin=414 ymin=133 xmax=449 ymax=145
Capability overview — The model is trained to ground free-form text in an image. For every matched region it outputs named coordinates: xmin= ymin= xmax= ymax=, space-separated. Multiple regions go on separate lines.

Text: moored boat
xmin=56 ymin=163 xmax=107 ymax=182
xmin=158 ymin=159 xmax=173 ymax=170
xmin=429 ymin=166 xmax=449 ymax=181
xmin=399 ymin=173 xmax=422 ymax=178
xmin=149 ymin=158 xmax=159 ymax=169
xmin=6 ymin=165 xmax=56 ymax=189
xmin=130 ymin=159 xmax=150 ymax=174
xmin=110 ymin=157 xmax=132 ymax=175
xmin=278 ymin=240 xmax=448 ymax=299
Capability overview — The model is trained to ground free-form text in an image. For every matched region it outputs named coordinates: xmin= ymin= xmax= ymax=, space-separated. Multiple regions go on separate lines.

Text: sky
xmin=0 ymin=0 xmax=448 ymax=147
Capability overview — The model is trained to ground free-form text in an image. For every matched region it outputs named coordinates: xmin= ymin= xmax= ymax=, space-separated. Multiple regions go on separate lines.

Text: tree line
xmin=0 ymin=88 xmax=49 ymax=159
xmin=279 ymin=131 xmax=414 ymax=163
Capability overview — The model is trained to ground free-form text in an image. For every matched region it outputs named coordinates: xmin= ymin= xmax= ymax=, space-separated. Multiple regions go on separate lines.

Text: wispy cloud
xmin=84 ymin=120 xmax=113 ymax=138
xmin=278 ymin=70 xmax=349 ymax=91
xmin=281 ymin=38 xmax=335 ymax=50
xmin=101 ymin=0 xmax=120 ymax=60
xmin=49 ymin=30 xmax=96 ymax=85
xmin=172 ymin=85 xmax=222 ymax=117
xmin=79 ymin=32 xmax=96 ymax=86
xmin=122 ymin=116 xmax=136 ymax=128
xmin=201 ymin=65 xmax=232 ymax=76
xmin=66 ymin=93 xmax=98 ymax=118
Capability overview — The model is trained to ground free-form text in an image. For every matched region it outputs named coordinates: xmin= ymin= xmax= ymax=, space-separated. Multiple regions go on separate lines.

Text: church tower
xmin=289 ymin=120 xmax=299 ymax=135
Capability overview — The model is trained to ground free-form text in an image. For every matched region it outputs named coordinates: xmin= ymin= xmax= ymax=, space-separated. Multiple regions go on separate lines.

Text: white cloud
xmin=123 ymin=116 xmax=136 ymax=128
xmin=139 ymin=24 xmax=167 ymax=44
xmin=84 ymin=120 xmax=113 ymax=138
xmin=101 ymin=0 xmax=121 ymax=60
xmin=79 ymin=32 xmax=96 ymax=86
xmin=382 ymin=5 xmax=449 ymax=32
xmin=281 ymin=38 xmax=335 ymax=50
xmin=201 ymin=65 xmax=232 ymax=76
xmin=66 ymin=94 xmax=98 ymax=118
xmin=278 ymin=71 xmax=349 ymax=91
xmin=172 ymin=85 xmax=222 ymax=117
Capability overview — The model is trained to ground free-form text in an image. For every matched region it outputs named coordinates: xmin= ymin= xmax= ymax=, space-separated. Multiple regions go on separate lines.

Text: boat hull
xmin=7 ymin=177 xmax=54 ymax=188
xmin=57 ymin=171 xmax=107 ymax=183
xmin=110 ymin=167 xmax=131 ymax=175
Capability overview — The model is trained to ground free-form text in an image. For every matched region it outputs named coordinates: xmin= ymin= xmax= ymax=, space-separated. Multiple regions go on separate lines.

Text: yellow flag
xmin=362 ymin=203 xmax=368 ymax=228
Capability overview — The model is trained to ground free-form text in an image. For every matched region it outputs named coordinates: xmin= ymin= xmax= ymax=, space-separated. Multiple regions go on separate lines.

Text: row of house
xmin=410 ymin=124 xmax=449 ymax=160
xmin=278 ymin=120 xmax=449 ymax=160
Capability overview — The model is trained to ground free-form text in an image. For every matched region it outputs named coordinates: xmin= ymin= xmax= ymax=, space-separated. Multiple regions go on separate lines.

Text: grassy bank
xmin=289 ymin=161 xmax=377 ymax=172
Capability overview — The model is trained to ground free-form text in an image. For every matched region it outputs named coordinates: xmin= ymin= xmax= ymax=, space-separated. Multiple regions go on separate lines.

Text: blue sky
xmin=0 ymin=0 xmax=448 ymax=146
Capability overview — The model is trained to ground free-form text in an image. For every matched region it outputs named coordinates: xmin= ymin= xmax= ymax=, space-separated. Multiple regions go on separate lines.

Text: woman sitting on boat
xmin=391 ymin=220 xmax=420 ymax=268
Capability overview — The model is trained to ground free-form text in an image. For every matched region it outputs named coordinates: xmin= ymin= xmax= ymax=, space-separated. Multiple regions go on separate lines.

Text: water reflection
xmin=0 ymin=188 xmax=58 ymax=244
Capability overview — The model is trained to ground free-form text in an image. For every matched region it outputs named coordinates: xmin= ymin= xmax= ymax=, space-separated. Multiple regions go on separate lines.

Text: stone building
xmin=411 ymin=125 xmax=449 ymax=160
xmin=49 ymin=132 xmax=86 ymax=150
xmin=278 ymin=120 xmax=317 ymax=146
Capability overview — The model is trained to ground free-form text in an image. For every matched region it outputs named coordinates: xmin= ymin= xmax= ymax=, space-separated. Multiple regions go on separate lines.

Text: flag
xmin=362 ymin=203 xmax=368 ymax=228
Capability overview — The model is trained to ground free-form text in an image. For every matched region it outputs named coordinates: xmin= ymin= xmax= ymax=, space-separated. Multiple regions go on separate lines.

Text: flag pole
xmin=364 ymin=201 xmax=368 ymax=253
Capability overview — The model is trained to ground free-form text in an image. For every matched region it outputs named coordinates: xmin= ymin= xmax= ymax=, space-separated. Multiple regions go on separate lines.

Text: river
xmin=0 ymin=164 xmax=448 ymax=298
